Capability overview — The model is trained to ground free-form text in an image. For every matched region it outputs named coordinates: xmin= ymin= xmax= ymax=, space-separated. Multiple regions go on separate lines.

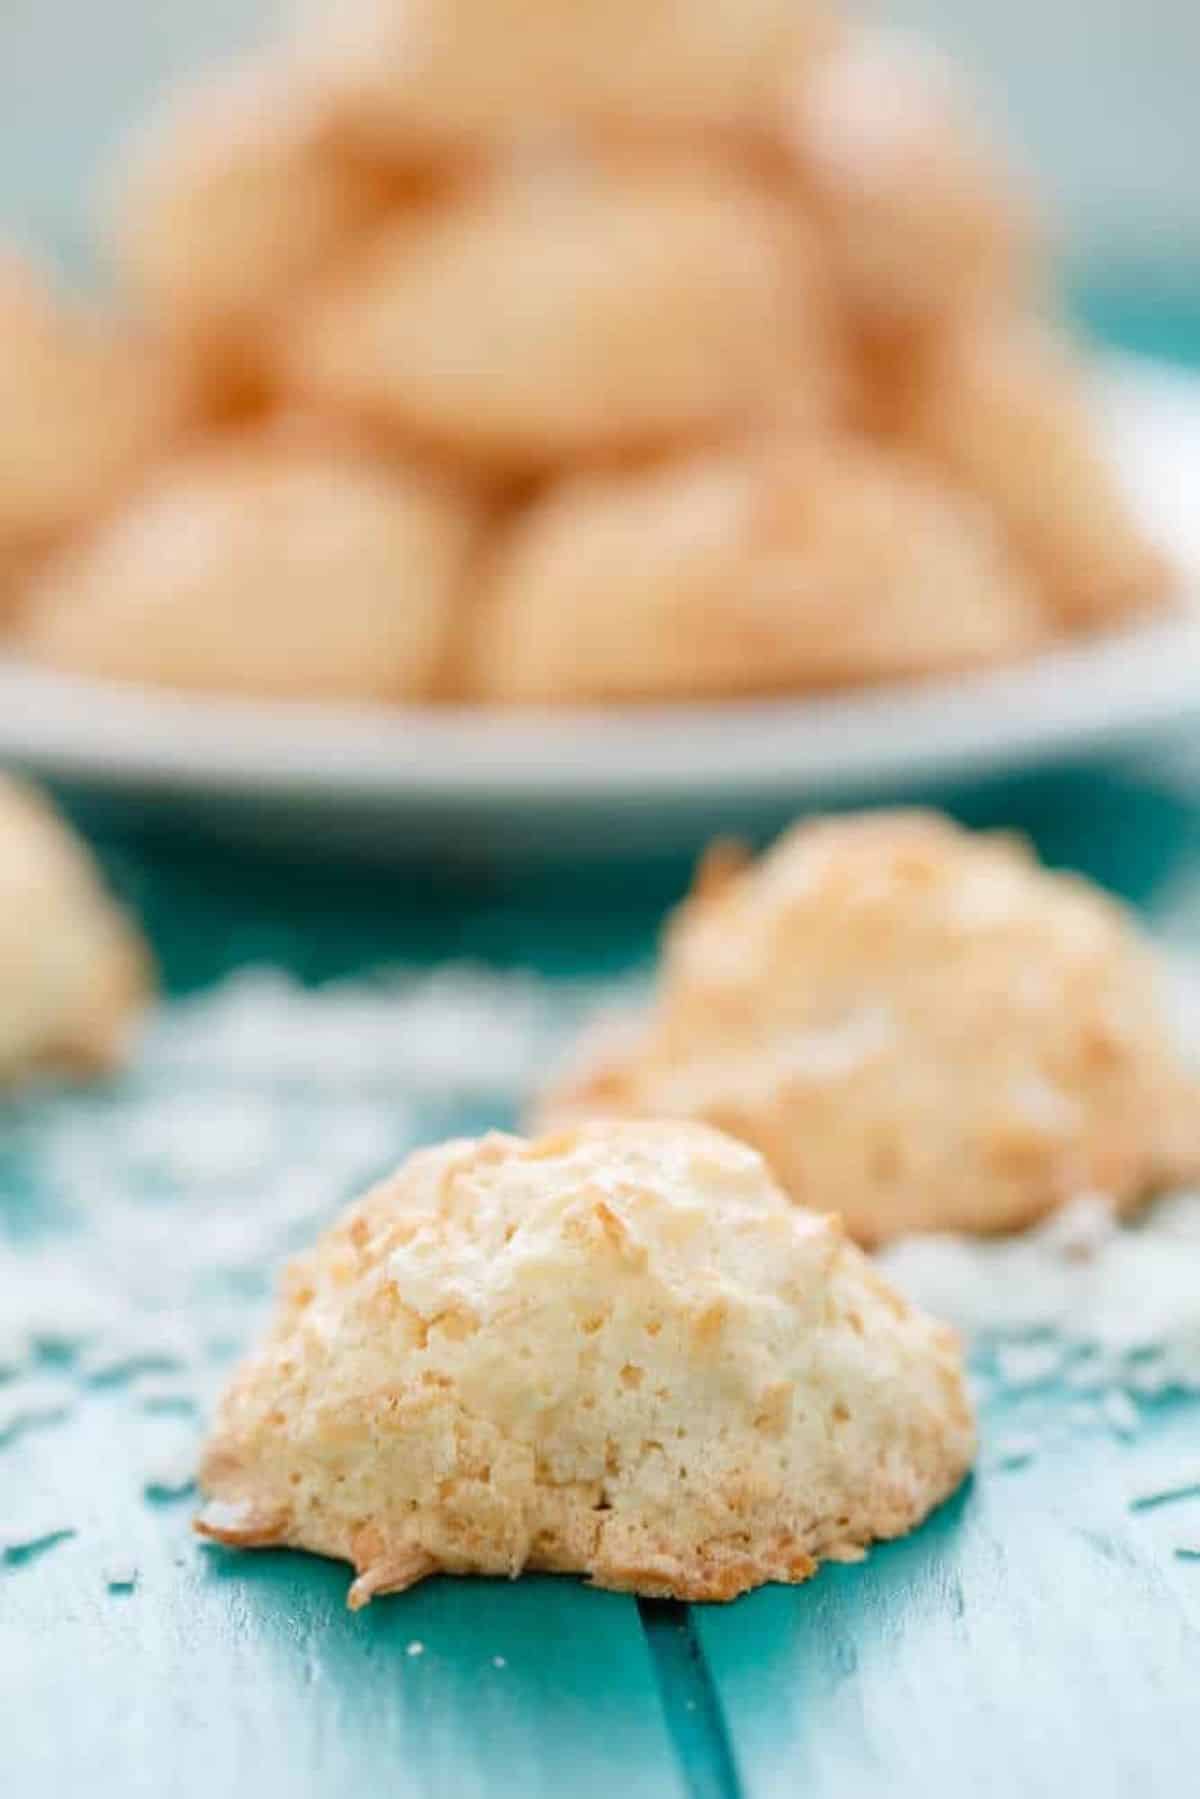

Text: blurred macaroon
xmin=278 ymin=145 xmax=840 ymax=474
xmin=777 ymin=30 xmax=1037 ymax=338
xmin=291 ymin=0 xmax=839 ymax=158
xmin=0 ymin=0 xmax=1170 ymax=707
xmin=466 ymin=440 xmax=1043 ymax=704
xmin=539 ymin=811 xmax=1200 ymax=1243
xmin=105 ymin=56 xmax=389 ymax=383
xmin=0 ymin=254 xmax=192 ymax=559
xmin=0 ymin=776 xmax=151 ymax=1082
xmin=893 ymin=315 xmax=1170 ymax=630
xmin=20 ymin=423 xmax=482 ymax=703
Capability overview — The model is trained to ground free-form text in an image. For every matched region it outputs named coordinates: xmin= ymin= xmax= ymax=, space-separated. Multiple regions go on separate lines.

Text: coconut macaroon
xmin=779 ymin=31 xmax=1035 ymax=336
xmin=21 ymin=426 xmax=481 ymax=702
xmin=294 ymin=0 xmax=837 ymax=157
xmin=0 ymin=776 xmax=150 ymax=1081
xmin=0 ymin=548 xmax=41 ymax=625
xmin=196 ymin=1120 xmax=973 ymax=1604
xmin=466 ymin=440 xmax=1042 ymax=704
xmin=897 ymin=317 xmax=1170 ymax=629
xmin=280 ymin=148 xmax=836 ymax=474
xmin=0 ymin=255 xmax=191 ymax=552
xmin=539 ymin=814 xmax=1200 ymax=1244
xmin=106 ymin=57 xmax=387 ymax=363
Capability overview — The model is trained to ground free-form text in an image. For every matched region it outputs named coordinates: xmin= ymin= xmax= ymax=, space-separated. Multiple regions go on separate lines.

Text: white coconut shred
xmin=1 ymin=957 xmax=1198 ymax=1545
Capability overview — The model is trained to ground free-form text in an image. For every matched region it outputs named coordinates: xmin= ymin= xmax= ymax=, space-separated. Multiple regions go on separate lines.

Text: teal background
xmin=7 ymin=733 xmax=1200 ymax=1796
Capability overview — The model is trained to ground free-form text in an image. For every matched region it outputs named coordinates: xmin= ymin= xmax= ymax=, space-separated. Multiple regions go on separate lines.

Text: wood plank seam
xmin=638 ymin=1598 xmax=742 ymax=1799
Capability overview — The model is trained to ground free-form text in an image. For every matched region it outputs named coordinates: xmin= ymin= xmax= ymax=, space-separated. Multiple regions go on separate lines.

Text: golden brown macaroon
xmin=0 ymin=775 xmax=150 ymax=1081
xmin=777 ymin=29 xmax=1036 ymax=336
xmin=0 ymin=254 xmax=191 ymax=552
xmin=279 ymin=147 xmax=838 ymax=475
xmin=0 ymin=547 xmax=41 ymax=626
xmin=21 ymin=425 xmax=481 ymax=703
xmin=539 ymin=814 xmax=1200 ymax=1244
xmin=464 ymin=439 xmax=1043 ymax=704
xmin=293 ymin=0 xmax=838 ymax=157
xmin=196 ymin=1120 xmax=974 ymax=1605
xmin=896 ymin=316 xmax=1170 ymax=630
xmin=105 ymin=56 xmax=388 ymax=365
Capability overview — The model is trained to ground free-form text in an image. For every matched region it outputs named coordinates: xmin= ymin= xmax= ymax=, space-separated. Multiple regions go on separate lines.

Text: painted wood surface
xmin=697 ymin=1405 xmax=1200 ymax=1799
xmin=4 ymin=756 xmax=1200 ymax=1797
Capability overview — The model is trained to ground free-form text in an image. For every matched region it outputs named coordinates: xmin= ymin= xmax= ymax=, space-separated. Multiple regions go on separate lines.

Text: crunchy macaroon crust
xmin=0 ymin=775 xmax=152 ymax=1081
xmin=197 ymin=1121 xmax=974 ymax=1605
xmin=465 ymin=438 xmax=1042 ymax=705
xmin=20 ymin=425 xmax=482 ymax=704
xmin=539 ymin=813 xmax=1200 ymax=1244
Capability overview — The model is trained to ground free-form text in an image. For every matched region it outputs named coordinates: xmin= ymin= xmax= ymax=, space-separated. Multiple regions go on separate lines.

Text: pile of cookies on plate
xmin=0 ymin=0 xmax=1171 ymax=707
xmin=7 ymin=776 xmax=1198 ymax=1602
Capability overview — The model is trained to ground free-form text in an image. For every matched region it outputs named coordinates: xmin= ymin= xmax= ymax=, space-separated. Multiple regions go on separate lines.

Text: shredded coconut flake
xmin=0 ymin=964 xmax=619 ymax=1399
xmin=988 ymin=1433 xmax=1040 ymax=1472
xmin=143 ymin=1453 xmax=198 ymax=1504
xmin=992 ymin=1340 xmax=1065 ymax=1390
xmin=0 ymin=1374 xmax=76 ymax=1444
xmin=103 ymin=1559 xmax=140 ymax=1591
xmin=859 ymin=957 xmax=1200 ymax=1465
xmin=147 ymin=965 xmax=623 ymax=1098
xmin=1128 ymin=1474 xmax=1200 ymax=1513
xmin=0 ymin=1512 xmax=77 ymax=1558
xmin=1100 ymin=1390 xmax=1140 ymax=1439
xmin=882 ymin=1190 xmax=1200 ymax=1421
xmin=2 ymin=953 xmax=1199 ymax=1567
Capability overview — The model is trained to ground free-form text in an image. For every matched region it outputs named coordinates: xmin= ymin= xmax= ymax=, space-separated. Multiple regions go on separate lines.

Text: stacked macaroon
xmin=0 ymin=776 xmax=150 ymax=1081
xmin=1 ymin=0 xmax=1170 ymax=705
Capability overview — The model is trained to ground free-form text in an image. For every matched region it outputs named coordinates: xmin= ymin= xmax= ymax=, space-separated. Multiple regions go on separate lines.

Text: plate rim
xmin=2 ymin=352 xmax=1199 ymax=809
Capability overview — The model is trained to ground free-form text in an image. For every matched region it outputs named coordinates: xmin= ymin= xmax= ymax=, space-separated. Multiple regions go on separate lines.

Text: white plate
xmin=2 ymin=354 xmax=1199 ymax=859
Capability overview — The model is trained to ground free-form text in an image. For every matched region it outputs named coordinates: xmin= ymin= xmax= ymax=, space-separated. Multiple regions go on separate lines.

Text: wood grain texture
xmin=5 ymin=754 xmax=1200 ymax=1796
xmin=696 ymin=1405 xmax=1200 ymax=1798
xmin=3 ymin=1395 xmax=686 ymax=1799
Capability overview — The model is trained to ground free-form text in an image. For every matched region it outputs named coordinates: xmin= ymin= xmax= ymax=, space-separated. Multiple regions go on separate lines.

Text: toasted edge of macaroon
xmin=537 ymin=812 xmax=1200 ymax=1243
xmin=196 ymin=1120 xmax=974 ymax=1604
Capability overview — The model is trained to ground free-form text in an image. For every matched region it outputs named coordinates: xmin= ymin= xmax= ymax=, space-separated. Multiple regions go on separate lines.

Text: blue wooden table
xmin=4 ymin=0 xmax=1200 ymax=1750
xmin=3 ymin=272 xmax=1200 ymax=1799
xmin=4 ymin=749 xmax=1200 ymax=1798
